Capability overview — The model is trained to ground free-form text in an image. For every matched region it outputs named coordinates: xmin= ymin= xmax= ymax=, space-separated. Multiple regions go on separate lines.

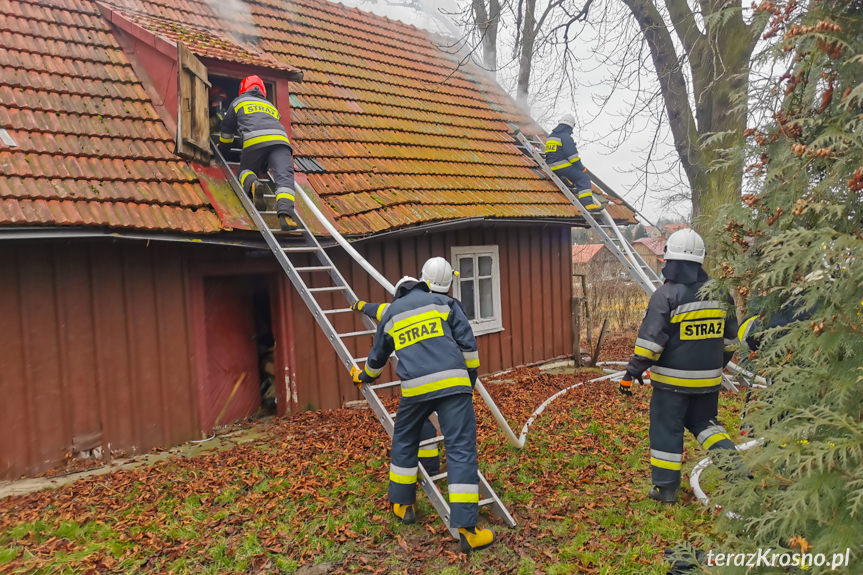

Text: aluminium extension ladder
xmin=211 ymin=140 xmax=516 ymax=539
xmin=511 ymin=128 xmax=744 ymax=392
xmin=511 ymin=127 xmax=663 ymax=294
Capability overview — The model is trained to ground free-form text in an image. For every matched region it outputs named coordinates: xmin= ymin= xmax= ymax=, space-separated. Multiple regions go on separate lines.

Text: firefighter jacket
xmin=358 ymin=281 xmax=479 ymax=402
xmin=625 ymin=263 xmax=738 ymax=394
xmin=544 ymin=123 xmax=591 ymax=190
xmin=219 ymin=87 xmax=291 ymax=153
xmin=358 ymin=296 xmax=479 ymax=385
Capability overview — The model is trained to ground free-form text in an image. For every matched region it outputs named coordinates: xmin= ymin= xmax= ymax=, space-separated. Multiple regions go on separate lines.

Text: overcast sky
xmin=332 ymin=0 xmax=688 ymax=224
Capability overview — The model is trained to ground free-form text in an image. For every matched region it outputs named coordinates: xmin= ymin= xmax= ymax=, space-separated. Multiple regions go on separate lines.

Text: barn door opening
xmin=197 ymin=274 xmax=277 ymax=432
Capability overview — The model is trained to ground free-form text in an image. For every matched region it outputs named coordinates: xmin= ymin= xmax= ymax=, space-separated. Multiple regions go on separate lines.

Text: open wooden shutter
xmin=177 ymin=43 xmax=212 ymax=163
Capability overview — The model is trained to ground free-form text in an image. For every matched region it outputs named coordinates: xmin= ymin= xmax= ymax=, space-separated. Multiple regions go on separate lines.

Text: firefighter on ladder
xmin=619 ymin=229 xmax=743 ymax=504
xmin=218 ymin=75 xmax=297 ymax=231
xmin=350 ymin=275 xmax=494 ymax=553
xmin=350 ymin=258 xmax=473 ymax=478
xmin=545 ymin=114 xmax=602 ymax=212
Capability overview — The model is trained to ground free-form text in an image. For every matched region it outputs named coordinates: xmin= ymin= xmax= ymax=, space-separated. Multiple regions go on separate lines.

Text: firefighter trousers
xmin=556 ymin=167 xmax=598 ymax=210
xmin=239 ymin=144 xmax=295 ymax=216
xmin=419 ymin=418 xmax=440 ymax=475
xmin=649 ymin=388 xmax=737 ymax=488
xmin=389 ymin=392 xmax=478 ymax=529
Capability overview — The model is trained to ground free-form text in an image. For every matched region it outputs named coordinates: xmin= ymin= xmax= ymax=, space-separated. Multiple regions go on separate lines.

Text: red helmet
xmin=239 ymin=75 xmax=266 ymax=97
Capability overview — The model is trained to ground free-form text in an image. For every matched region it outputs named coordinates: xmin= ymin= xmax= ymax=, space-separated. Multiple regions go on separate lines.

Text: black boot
xmin=278 ymin=213 xmax=297 ymax=231
xmin=649 ymin=485 xmax=678 ymax=504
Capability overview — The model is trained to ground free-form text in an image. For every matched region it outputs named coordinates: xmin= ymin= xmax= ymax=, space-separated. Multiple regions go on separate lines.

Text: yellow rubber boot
xmin=392 ymin=503 xmax=416 ymax=524
xmin=458 ymin=526 xmax=494 ymax=553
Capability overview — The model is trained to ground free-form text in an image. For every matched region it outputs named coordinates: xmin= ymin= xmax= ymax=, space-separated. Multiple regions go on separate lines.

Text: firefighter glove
xmin=468 ymin=368 xmax=478 ymax=388
xmin=350 ymin=366 xmax=364 ymax=388
xmin=619 ymin=375 xmax=633 ymax=396
xmin=350 ymin=300 xmax=366 ymax=312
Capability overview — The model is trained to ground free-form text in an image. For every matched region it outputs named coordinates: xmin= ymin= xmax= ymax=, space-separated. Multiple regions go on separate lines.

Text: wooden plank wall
xmin=0 ymin=241 xmax=199 ymax=479
xmin=289 ymin=223 xmax=574 ymax=410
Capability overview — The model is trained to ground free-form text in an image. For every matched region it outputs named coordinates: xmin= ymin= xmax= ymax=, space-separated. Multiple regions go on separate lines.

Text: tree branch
xmin=620 ymin=0 xmax=700 ymax=183
xmin=663 ymin=0 xmax=703 ymax=57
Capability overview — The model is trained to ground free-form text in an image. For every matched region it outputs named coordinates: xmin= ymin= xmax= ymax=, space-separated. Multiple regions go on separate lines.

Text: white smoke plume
xmin=204 ymin=0 xmax=260 ymax=45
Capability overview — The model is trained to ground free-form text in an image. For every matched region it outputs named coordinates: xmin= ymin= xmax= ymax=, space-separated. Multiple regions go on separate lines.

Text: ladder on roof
xmin=511 ymin=127 xmax=663 ymax=294
xmin=511 ymin=129 xmax=747 ymax=392
xmin=210 ymin=139 xmax=516 ymax=539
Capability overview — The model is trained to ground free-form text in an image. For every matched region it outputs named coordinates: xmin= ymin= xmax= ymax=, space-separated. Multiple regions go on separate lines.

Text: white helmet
xmin=558 ymin=113 xmax=576 ymax=128
xmin=421 ymin=257 xmax=455 ymax=293
xmin=664 ymin=228 xmax=706 ymax=263
xmin=394 ymin=275 xmax=418 ymax=293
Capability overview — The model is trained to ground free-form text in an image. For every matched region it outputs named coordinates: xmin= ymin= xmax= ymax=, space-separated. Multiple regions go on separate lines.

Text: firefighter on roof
xmin=619 ymin=228 xmax=743 ymax=504
xmin=218 ymin=75 xmax=297 ymax=231
xmin=350 ymin=276 xmax=493 ymax=553
xmin=545 ymin=114 xmax=602 ymax=212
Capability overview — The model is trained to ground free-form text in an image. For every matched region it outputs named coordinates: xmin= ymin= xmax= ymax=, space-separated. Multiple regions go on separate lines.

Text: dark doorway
xmin=197 ymin=274 xmax=276 ymax=432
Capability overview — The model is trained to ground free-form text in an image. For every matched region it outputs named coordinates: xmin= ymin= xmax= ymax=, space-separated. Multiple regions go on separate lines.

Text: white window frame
xmin=450 ymin=245 xmax=504 ymax=336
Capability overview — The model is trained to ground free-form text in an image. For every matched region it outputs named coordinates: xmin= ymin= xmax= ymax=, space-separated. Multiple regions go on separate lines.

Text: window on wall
xmin=451 ymin=245 xmax=504 ymax=336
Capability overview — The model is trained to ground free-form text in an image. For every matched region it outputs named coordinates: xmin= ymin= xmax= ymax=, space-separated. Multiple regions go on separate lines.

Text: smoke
xmin=204 ymin=0 xmax=260 ymax=45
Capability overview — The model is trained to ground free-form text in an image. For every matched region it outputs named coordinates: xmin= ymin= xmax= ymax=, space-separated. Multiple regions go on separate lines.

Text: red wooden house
xmin=0 ymin=0 xmax=634 ymax=478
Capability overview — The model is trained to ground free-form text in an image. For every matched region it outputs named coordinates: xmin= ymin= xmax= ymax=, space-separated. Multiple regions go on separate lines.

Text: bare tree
xmin=454 ymin=0 xmax=771 ymax=221
xmin=471 ymin=0 xmax=502 ymax=71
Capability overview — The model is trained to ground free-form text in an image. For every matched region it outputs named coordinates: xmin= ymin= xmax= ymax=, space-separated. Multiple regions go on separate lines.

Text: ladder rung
xmin=354 ymin=356 xmax=367 ymax=363
xmin=323 ymin=308 xmax=352 ymax=315
xmin=338 ymin=329 xmax=376 ymax=338
xmin=260 ymin=210 xmax=277 ymax=215
xmin=295 ymin=265 xmax=333 ymax=272
xmin=388 ymin=411 xmax=397 ymax=419
xmin=282 ymin=246 xmax=319 ymax=253
xmin=429 ymin=472 xmax=447 ymax=482
xmin=369 ymin=380 xmax=401 ymax=391
xmin=307 ymin=286 xmax=348 ymax=293
xmin=478 ymin=497 xmax=494 ymax=507
xmin=419 ymin=435 xmax=443 ymax=447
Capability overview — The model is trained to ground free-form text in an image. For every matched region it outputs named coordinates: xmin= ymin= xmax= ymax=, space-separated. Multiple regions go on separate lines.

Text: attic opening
xmin=208 ymin=74 xmax=277 ymax=132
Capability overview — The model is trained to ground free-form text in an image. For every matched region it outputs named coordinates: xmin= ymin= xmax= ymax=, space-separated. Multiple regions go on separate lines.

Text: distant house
xmin=572 ymin=244 xmax=622 ymax=282
xmin=633 ymin=236 xmax=666 ymax=275
xmin=0 ymin=0 xmax=635 ymax=478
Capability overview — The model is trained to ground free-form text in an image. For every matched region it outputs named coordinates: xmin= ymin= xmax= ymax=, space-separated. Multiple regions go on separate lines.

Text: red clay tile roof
xmin=1 ymin=0 xmax=634 ymax=236
xmin=105 ymin=6 xmax=302 ymax=79
xmin=634 ymin=236 xmax=666 ymax=256
xmin=99 ymin=0 xmax=634 ymax=236
xmin=0 ymin=0 xmax=223 ymax=234
xmin=572 ymin=244 xmax=607 ymax=264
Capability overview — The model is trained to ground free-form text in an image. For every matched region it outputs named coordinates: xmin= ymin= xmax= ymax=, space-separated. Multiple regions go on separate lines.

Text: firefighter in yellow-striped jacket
xmin=619 ymin=229 xmax=741 ymax=504
xmin=219 ymin=75 xmax=296 ymax=231
xmin=350 ymin=275 xmax=493 ymax=553
xmin=350 ymin=258 xmax=468 ymax=478
xmin=544 ymin=114 xmax=601 ymax=212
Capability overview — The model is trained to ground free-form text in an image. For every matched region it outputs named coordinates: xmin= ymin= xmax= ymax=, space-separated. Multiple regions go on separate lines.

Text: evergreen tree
xmin=708 ymin=0 xmax=862 ymax=571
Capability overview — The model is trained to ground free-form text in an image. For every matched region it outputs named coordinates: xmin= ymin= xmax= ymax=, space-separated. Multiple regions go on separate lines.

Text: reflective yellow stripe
xmin=276 ymin=192 xmax=295 ymax=202
xmin=243 ymin=134 xmax=292 ymax=148
xmin=390 ymin=309 xmax=449 ymax=332
xmin=375 ymin=305 xmax=388 ymax=322
xmin=738 ymin=316 xmax=758 ymax=341
xmin=219 ymin=135 xmax=234 ymax=143
xmin=650 ymin=457 xmax=682 ymax=471
xmin=364 ymin=364 xmax=382 ymax=378
xmin=634 ymin=346 xmax=661 ymax=361
xmin=418 ymin=448 xmax=439 ymax=457
xmin=389 ymin=470 xmax=417 ymax=484
xmin=702 ymin=433 xmax=731 ymax=449
xmin=578 ymin=191 xmax=593 ymax=199
xmin=549 ymin=161 xmax=572 ymax=170
xmin=464 ymin=358 xmax=480 ymax=368
xmin=650 ymin=372 xmax=722 ymax=388
xmin=449 ymin=493 xmax=480 ymax=503
xmin=671 ymin=309 xmax=724 ymax=323
xmin=401 ymin=376 xmax=472 ymax=398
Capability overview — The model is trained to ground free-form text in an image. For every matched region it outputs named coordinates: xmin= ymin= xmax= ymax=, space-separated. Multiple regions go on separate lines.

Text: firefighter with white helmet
xmin=350 ymin=259 xmax=474 ymax=481
xmin=619 ymin=228 xmax=742 ymax=503
xmin=349 ymin=275 xmax=493 ymax=552
xmin=544 ymin=113 xmax=601 ymax=212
